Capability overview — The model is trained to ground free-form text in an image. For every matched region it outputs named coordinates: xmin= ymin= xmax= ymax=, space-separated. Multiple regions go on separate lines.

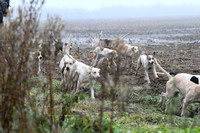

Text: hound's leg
xmin=179 ymin=95 xmax=184 ymax=109
xmin=153 ymin=64 xmax=158 ymax=78
xmin=74 ymin=80 xmax=81 ymax=94
xmin=62 ymin=75 xmax=66 ymax=88
xmin=135 ymin=59 xmax=141 ymax=75
xmin=112 ymin=60 xmax=117 ymax=67
xmin=131 ymin=54 xmax=134 ymax=64
xmin=111 ymin=59 xmax=117 ymax=71
xmin=61 ymin=63 xmax=66 ymax=85
xmin=38 ymin=60 xmax=41 ymax=74
xmin=165 ymin=99 xmax=172 ymax=114
xmin=72 ymin=73 xmax=79 ymax=92
xmin=124 ymin=55 xmax=128 ymax=67
xmin=92 ymin=54 xmax=99 ymax=67
xmin=144 ymin=70 xmax=150 ymax=84
xmin=90 ymin=80 xmax=95 ymax=99
xmin=198 ymin=103 xmax=200 ymax=118
xmin=61 ymin=74 xmax=64 ymax=85
xmin=161 ymin=88 xmax=177 ymax=114
xmin=181 ymin=98 xmax=189 ymax=117
xmin=92 ymin=59 xmax=97 ymax=67
xmin=158 ymin=92 xmax=165 ymax=106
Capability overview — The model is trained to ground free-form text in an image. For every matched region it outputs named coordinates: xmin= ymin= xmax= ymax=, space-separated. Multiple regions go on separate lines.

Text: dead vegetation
xmin=0 ymin=0 xmax=67 ymax=132
xmin=0 ymin=0 xmax=131 ymax=132
xmin=1 ymin=0 xmax=200 ymax=132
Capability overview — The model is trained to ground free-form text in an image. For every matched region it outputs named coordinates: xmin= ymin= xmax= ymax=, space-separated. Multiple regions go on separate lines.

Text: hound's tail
xmin=121 ymin=32 xmax=130 ymax=40
xmin=154 ymin=58 xmax=172 ymax=80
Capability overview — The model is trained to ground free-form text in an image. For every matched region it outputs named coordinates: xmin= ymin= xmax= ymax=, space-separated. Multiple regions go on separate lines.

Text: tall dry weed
xmin=0 ymin=0 xmax=66 ymax=132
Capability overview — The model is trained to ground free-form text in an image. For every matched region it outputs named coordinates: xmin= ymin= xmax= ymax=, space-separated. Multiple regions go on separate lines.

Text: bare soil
xmin=57 ymin=18 xmax=200 ymax=94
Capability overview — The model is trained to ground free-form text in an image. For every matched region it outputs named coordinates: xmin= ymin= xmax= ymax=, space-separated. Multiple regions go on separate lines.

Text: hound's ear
xmin=88 ymin=67 xmax=93 ymax=73
xmin=131 ymin=46 xmax=135 ymax=51
xmin=93 ymin=53 xmax=97 ymax=60
xmin=100 ymin=46 xmax=104 ymax=50
xmin=112 ymin=50 xmax=116 ymax=55
xmin=64 ymin=62 xmax=67 ymax=66
xmin=147 ymin=55 xmax=151 ymax=60
xmin=107 ymin=61 xmax=111 ymax=66
xmin=69 ymin=34 xmax=72 ymax=42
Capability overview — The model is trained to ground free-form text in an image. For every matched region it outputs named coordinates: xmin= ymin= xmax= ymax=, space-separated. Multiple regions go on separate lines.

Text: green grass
xmin=27 ymin=78 xmax=200 ymax=133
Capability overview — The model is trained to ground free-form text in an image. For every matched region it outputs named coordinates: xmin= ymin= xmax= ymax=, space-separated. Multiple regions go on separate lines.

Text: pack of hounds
xmin=36 ymin=31 xmax=200 ymax=117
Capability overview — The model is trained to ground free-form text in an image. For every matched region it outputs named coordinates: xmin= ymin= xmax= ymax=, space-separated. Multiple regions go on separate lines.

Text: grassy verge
xmin=27 ymin=78 xmax=200 ymax=132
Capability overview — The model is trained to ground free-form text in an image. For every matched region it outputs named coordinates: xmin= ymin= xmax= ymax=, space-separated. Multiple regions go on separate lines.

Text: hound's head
xmin=89 ymin=67 xmax=100 ymax=79
xmin=111 ymin=50 xmax=118 ymax=58
xmin=37 ymin=51 xmax=42 ymax=60
xmin=91 ymin=38 xmax=96 ymax=47
xmin=147 ymin=55 xmax=154 ymax=64
xmin=93 ymin=46 xmax=102 ymax=54
xmin=90 ymin=51 xmax=98 ymax=61
xmin=63 ymin=42 xmax=72 ymax=55
xmin=64 ymin=58 xmax=75 ymax=72
xmin=67 ymin=42 xmax=73 ymax=50
xmin=131 ymin=46 xmax=139 ymax=53
xmin=107 ymin=61 xmax=112 ymax=69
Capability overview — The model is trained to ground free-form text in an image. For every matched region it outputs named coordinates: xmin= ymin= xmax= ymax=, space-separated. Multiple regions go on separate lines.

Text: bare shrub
xmin=0 ymin=0 xmax=45 ymax=132
xmin=0 ymin=0 xmax=67 ymax=132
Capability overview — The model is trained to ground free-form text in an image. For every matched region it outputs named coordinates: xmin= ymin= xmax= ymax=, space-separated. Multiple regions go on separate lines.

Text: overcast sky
xmin=11 ymin=0 xmax=200 ymax=19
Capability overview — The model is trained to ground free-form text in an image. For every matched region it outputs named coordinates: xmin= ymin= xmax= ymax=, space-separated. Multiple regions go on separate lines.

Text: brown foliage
xmin=0 ymin=0 xmax=66 ymax=132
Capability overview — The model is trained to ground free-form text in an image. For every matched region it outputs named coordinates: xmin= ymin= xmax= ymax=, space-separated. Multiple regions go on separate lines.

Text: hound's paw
xmin=165 ymin=110 xmax=168 ymax=114
xmin=158 ymin=102 xmax=162 ymax=107
xmin=71 ymin=90 xmax=76 ymax=94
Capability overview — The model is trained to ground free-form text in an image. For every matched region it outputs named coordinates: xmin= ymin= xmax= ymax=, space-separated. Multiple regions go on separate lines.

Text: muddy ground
xmin=70 ymin=43 xmax=200 ymax=94
xmin=55 ymin=17 xmax=200 ymax=94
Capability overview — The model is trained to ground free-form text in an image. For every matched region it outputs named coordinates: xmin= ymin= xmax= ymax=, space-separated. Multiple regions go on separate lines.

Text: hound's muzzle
xmin=66 ymin=67 xmax=70 ymax=71
xmin=149 ymin=61 xmax=154 ymax=64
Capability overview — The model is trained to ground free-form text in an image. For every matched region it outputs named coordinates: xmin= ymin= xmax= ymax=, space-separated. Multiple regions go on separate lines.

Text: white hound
xmin=135 ymin=54 xmax=158 ymax=84
xmin=59 ymin=54 xmax=100 ymax=99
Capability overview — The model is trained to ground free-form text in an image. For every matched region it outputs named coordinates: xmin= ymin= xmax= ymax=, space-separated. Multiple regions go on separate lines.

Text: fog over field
xmin=2 ymin=1 xmax=200 ymax=132
xmin=11 ymin=0 xmax=200 ymax=20
xmin=41 ymin=5 xmax=200 ymax=20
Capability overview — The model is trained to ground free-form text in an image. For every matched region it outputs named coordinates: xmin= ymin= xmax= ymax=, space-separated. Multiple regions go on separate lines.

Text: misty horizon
xmin=40 ymin=4 xmax=200 ymax=20
xmin=10 ymin=0 xmax=200 ymax=20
